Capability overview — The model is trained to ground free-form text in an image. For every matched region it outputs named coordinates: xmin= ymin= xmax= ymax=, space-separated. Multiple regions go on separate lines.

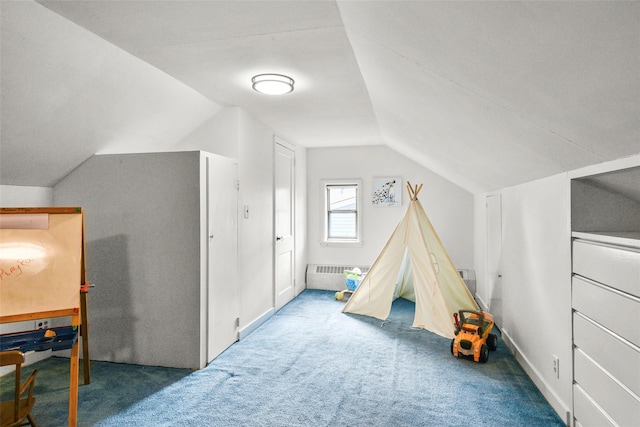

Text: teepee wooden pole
xmin=405 ymin=182 xmax=423 ymax=201
xmin=406 ymin=182 xmax=415 ymax=201
xmin=415 ymin=183 xmax=423 ymax=198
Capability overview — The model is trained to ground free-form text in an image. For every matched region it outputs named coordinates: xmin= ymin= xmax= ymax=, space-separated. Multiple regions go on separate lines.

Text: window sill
xmin=320 ymin=240 xmax=363 ymax=248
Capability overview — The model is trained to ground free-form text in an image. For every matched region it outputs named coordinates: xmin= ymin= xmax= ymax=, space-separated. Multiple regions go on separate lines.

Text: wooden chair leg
xmin=27 ymin=412 xmax=38 ymax=427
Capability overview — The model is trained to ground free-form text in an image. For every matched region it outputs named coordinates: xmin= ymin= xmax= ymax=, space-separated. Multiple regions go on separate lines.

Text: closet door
xmin=485 ymin=193 xmax=503 ymax=326
xmin=207 ymin=155 xmax=239 ymax=363
xmin=274 ymin=141 xmax=295 ymax=310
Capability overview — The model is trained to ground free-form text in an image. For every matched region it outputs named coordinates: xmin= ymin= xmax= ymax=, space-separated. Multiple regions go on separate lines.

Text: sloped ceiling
xmin=0 ymin=1 xmax=222 ymax=187
xmin=1 ymin=1 xmax=638 ymax=193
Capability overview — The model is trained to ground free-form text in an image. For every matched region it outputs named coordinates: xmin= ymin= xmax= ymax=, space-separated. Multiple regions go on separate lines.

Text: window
xmin=327 ymin=185 xmax=357 ymax=239
xmin=322 ymin=181 xmax=361 ymax=245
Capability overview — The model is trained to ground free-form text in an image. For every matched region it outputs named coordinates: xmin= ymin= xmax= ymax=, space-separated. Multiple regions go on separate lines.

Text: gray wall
xmin=572 ymin=177 xmax=640 ymax=232
xmin=1 ymin=104 xmax=309 ymax=367
xmin=54 ymin=152 xmax=204 ymax=368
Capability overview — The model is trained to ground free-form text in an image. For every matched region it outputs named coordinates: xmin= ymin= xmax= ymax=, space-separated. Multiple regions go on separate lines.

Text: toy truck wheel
xmin=450 ymin=338 xmax=455 ymax=356
xmin=487 ymin=333 xmax=498 ymax=351
xmin=479 ymin=344 xmax=489 ymax=363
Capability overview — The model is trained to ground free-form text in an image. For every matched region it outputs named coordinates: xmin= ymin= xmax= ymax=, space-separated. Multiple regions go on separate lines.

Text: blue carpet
xmin=2 ymin=290 xmax=564 ymax=426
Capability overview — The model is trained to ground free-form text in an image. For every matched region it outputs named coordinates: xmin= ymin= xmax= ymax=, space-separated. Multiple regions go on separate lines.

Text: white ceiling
xmin=1 ymin=1 xmax=638 ymax=193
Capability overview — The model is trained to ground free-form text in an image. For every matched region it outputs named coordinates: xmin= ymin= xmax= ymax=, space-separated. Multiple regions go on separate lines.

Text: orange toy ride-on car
xmin=451 ymin=309 xmax=498 ymax=363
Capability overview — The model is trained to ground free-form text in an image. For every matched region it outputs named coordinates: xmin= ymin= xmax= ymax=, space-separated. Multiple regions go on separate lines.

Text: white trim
xmin=569 ymin=154 xmax=640 ymax=179
xmin=274 ymin=135 xmax=296 ymax=151
xmin=320 ymin=240 xmax=364 ymax=248
xmin=475 ymin=293 xmax=489 ymax=312
xmin=239 ymin=308 xmax=275 ymax=340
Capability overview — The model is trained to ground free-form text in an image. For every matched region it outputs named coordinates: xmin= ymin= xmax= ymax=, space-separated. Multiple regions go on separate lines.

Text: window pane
xmin=325 ymin=183 xmax=359 ymax=241
xmin=328 ymin=186 xmax=357 ymax=211
xmin=328 ymin=212 xmax=357 ymax=239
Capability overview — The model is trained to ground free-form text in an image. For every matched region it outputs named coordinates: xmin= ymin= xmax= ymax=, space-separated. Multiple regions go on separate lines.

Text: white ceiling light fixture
xmin=251 ymin=73 xmax=294 ymax=95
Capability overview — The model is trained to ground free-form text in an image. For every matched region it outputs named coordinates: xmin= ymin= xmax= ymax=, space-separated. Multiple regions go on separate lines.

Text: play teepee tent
xmin=343 ymin=183 xmax=478 ymax=339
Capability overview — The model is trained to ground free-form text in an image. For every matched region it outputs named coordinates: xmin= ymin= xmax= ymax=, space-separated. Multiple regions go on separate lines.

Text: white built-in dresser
xmin=571 ymin=231 xmax=640 ymax=427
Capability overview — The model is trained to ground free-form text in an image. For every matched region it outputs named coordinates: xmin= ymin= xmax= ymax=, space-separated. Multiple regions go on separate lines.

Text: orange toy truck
xmin=451 ymin=309 xmax=498 ymax=363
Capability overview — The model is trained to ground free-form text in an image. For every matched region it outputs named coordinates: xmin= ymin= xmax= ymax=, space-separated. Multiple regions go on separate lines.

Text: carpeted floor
xmin=1 ymin=290 xmax=565 ymax=426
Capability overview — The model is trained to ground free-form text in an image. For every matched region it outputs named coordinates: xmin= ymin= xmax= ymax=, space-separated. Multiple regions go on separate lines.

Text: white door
xmin=274 ymin=141 xmax=295 ymax=310
xmin=207 ymin=155 xmax=239 ymax=363
xmin=486 ymin=193 xmax=503 ymax=327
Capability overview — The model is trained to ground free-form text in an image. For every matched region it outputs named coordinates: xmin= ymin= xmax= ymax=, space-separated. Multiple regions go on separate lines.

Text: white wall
xmin=236 ymin=111 xmax=277 ymax=327
xmin=171 ymin=107 xmax=308 ymax=333
xmin=474 ymin=155 xmax=640 ymax=425
xmin=293 ymin=144 xmax=308 ymax=298
xmin=307 ymin=145 xmax=474 ymax=270
xmin=171 ymin=107 xmax=240 ymax=160
xmin=505 ymin=174 xmax=572 ymax=418
xmin=475 ymin=175 xmax=572 ymax=421
xmin=0 ymin=185 xmax=52 ymax=207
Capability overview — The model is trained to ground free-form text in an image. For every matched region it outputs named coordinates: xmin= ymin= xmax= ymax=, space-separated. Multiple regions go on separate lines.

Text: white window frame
xmin=320 ymin=179 xmax=363 ymax=247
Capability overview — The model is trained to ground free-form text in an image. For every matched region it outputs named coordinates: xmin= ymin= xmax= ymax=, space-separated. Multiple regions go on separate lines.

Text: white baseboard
xmin=502 ymin=329 xmax=572 ymax=426
xmin=239 ymin=308 xmax=275 ymax=341
xmin=475 ymin=294 xmax=489 ymax=311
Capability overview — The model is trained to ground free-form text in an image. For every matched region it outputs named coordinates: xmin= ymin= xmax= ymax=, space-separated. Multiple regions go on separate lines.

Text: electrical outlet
xmin=552 ymin=355 xmax=559 ymax=379
xmin=35 ymin=319 xmax=50 ymax=330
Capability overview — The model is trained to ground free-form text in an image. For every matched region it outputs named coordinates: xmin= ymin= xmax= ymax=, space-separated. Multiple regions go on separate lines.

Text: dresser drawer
xmin=573 ymin=312 xmax=640 ymax=397
xmin=573 ymin=239 xmax=640 ymax=297
xmin=572 ymin=276 xmax=640 ymax=348
xmin=573 ymin=384 xmax=615 ymax=427
xmin=574 ymin=348 xmax=640 ymax=427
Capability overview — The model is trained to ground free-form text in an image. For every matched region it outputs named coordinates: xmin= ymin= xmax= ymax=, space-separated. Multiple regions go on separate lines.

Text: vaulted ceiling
xmin=1 ymin=1 xmax=638 ymax=193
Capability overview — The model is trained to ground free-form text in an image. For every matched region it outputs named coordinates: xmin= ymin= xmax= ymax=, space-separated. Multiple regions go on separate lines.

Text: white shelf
xmin=572 ymin=231 xmax=640 ymax=249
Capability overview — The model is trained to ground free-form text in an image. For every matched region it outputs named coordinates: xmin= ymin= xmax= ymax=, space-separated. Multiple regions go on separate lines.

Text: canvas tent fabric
xmin=342 ymin=184 xmax=478 ymax=339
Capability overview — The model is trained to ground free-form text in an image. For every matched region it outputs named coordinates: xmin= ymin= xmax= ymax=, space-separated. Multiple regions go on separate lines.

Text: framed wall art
xmin=371 ymin=177 xmax=402 ymax=207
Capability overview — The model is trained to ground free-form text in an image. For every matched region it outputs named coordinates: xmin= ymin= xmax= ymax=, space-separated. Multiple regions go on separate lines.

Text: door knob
xmin=276 ymin=236 xmax=283 ymax=241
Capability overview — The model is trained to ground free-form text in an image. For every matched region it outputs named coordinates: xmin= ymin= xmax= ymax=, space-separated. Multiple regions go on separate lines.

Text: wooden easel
xmin=80 ymin=284 xmax=91 ymax=385
xmin=0 ymin=207 xmax=90 ymax=427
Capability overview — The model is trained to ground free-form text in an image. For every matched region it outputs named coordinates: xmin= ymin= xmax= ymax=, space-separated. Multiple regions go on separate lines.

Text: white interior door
xmin=274 ymin=141 xmax=295 ymax=310
xmin=486 ymin=193 xmax=503 ymax=327
xmin=207 ymin=155 xmax=239 ymax=363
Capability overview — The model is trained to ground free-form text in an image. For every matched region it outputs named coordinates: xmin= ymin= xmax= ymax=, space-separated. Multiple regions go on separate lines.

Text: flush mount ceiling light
xmin=251 ymin=73 xmax=294 ymax=95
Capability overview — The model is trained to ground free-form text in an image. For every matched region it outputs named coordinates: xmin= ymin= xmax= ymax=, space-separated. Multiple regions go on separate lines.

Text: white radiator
xmin=306 ymin=264 xmax=475 ymax=295
xmin=306 ymin=264 xmax=370 ymax=291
